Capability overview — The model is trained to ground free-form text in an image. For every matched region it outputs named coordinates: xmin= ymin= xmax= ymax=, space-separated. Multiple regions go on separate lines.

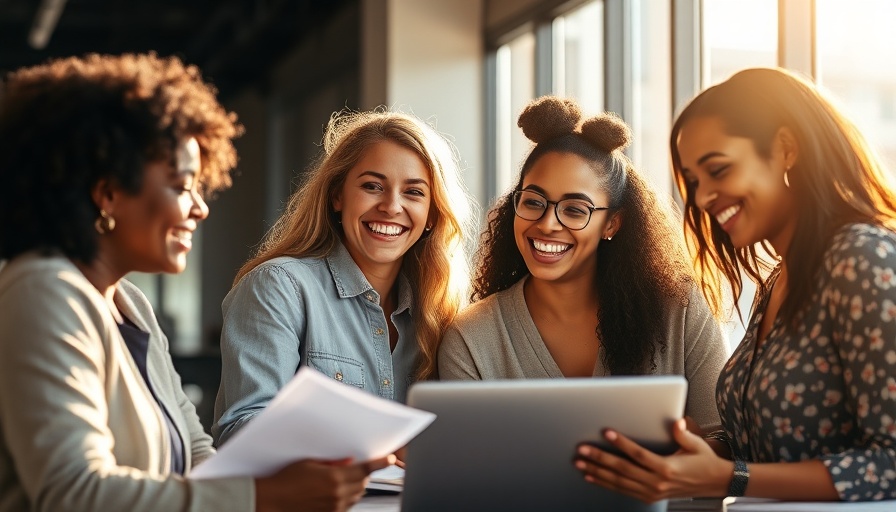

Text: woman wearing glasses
xmin=438 ymin=96 xmax=728 ymax=430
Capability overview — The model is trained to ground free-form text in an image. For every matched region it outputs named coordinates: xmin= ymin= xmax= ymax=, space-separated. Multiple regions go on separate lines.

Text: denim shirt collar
xmin=326 ymin=239 xmax=413 ymax=315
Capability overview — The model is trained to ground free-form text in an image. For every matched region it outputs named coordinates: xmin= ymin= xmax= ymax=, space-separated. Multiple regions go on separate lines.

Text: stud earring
xmin=425 ymin=224 xmax=433 ymax=232
xmin=94 ymin=209 xmax=116 ymax=234
xmin=603 ymin=236 xmax=612 ymax=241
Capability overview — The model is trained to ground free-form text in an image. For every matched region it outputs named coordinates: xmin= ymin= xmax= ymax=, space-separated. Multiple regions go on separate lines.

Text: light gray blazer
xmin=0 ymin=253 xmax=254 ymax=511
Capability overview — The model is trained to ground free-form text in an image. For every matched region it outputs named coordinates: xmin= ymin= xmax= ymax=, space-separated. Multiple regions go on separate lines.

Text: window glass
xmin=495 ymin=31 xmax=536 ymax=196
xmin=816 ymin=0 xmax=896 ymax=173
xmin=631 ymin=0 xmax=671 ymax=192
xmin=704 ymin=0 xmax=777 ymax=85
xmin=552 ymin=1 xmax=604 ymax=115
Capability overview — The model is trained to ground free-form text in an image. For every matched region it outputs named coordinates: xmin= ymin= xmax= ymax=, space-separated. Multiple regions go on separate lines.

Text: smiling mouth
xmin=171 ymin=228 xmax=193 ymax=241
xmin=366 ymin=222 xmax=408 ymax=236
xmin=716 ymin=204 xmax=741 ymax=225
xmin=531 ymin=238 xmax=572 ymax=255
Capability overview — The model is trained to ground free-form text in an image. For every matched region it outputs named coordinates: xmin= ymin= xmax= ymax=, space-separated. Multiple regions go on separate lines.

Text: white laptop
xmin=401 ymin=376 xmax=687 ymax=512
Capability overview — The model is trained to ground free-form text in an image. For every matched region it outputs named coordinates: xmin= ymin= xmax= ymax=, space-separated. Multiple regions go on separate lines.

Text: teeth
xmin=716 ymin=204 xmax=741 ymax=225
xmin=367 ymin=222 xmax=404 ymax=236
xmin=533 ymin=239 xmax=571 ymax=254
xmin=172 ymin=229 xmax=192 ymax=240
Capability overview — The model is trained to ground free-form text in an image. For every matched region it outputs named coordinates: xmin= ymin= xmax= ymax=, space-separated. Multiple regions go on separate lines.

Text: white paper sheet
xmin=190 ymin=367 xmax=435 ymax=479
xmin=726 ymin=497 xmax=896 ymax=511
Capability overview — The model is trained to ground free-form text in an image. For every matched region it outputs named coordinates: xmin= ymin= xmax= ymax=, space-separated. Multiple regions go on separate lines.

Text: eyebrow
xmin=358 ymin=170 xmax=430 ymax=188
xmin=680 ymin=151 xmax=727 ymax=174
xmin=523 ymin=184 xmax=595 ymax=204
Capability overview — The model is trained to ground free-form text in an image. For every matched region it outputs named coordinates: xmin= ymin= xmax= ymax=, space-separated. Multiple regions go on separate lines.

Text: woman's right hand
xmin=255 ymin=455 xmax=394 ymax=512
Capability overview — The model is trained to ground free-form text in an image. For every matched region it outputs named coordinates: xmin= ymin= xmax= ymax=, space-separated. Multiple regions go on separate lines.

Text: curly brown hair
xmin=473 ymin=96 xmax=694 ymax=375
xmin=0 ymin=52 xmax=242 ymax=262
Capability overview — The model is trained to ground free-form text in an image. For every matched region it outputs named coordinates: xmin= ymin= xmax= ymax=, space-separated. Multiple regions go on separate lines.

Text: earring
xmin=425 ymin=224 xmax=433 ymax=232
xmin=94 ymin=209 xmax=116 ymax=234
xmin=784 ymin=164 xmax=791 ymax=188
xmin=603 ymin=236 xmax=612 ymax=241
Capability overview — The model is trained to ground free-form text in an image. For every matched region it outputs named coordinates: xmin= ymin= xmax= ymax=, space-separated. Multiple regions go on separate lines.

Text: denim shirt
xmin=212 ymin=240 xmax=418 ymax=446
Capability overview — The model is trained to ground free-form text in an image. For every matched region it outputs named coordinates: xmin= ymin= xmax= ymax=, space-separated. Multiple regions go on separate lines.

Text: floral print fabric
xmin=717 ymin=223 xmax=896 ymax=501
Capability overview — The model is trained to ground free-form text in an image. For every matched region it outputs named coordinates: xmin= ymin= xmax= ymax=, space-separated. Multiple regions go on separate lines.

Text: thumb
xmin=673 ymin=418 xmax=703 ymax=452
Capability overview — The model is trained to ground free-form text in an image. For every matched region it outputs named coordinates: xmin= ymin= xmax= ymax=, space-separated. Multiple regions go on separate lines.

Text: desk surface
xmin=351 ymin=495 xmax=727 ymax=511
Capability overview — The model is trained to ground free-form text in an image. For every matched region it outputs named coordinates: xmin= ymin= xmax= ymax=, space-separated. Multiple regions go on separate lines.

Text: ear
xmin=331 ymin=191 xmax=343 ymax=213
xmin=774 ymin=126 xmax=799 ymax=171
xmin=90 ymin=179 xmax=116 ymax=213
xmin=603 ymin=211 xmax=622 ymax=239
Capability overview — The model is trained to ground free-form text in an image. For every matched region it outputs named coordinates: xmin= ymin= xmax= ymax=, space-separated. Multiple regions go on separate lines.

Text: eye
xmin=361 ymin=181 xmax=384 ymax=192
xmin=521 ymin=197 xmax=546 ymax=210
xmin=708 ymin=164 xmax=730 ymax=177
xmin=405 ymin=187 xmax=426 ymax=197
xmin=560 ymin=202 xmax=590 ymax=218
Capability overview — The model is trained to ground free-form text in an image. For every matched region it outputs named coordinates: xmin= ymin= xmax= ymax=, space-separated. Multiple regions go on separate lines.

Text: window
xmin=552 ymin=2 xmax=604 ymax=115
xmin=490 ymin=1 xmax=605 ymax=201
xmin=704 ymin=0 xmax=777 ymax=85
xmin=816 ymin=0 xmax=896 ymax=172
xmin=494 ymin=31 xmax=536 ymax=197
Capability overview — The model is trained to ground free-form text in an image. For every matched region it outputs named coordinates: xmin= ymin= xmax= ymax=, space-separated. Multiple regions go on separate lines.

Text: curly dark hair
xmin=472 ymin=96 xmax=694 ymax=375
xmin=0 ymin=52 xmax=242 ymax=262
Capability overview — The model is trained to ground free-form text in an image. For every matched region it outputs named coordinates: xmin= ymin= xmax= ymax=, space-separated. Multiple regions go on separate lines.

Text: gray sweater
xmin=438 ymin=277 xmax=729 ymax=429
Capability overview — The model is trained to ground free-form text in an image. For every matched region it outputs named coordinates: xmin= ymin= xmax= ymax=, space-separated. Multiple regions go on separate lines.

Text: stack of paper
xmin=190 ymin=367 xmax=435 ymax=480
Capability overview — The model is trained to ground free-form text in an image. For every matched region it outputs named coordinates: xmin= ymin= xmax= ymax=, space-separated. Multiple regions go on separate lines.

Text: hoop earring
xmin=425 ymin=223 xmax=433 ymax=232
xmin=784 ymin=165 xmax=791 ymax=188
xmin=94 ymin=209 xmax=116 ymax=234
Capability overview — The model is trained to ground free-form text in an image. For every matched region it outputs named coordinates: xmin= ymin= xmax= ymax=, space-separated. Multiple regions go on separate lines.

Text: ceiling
xmin=0 ymin=0 xmax=353 ymax=98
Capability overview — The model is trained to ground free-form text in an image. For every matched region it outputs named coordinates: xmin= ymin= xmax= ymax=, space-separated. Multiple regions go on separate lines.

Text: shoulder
xmin=235 ymin=255 xmax=328 ymax=290
xmin=0 ymin=253 xmax=95 ymax=306
xmin=447 ymin=287 xmax=514 ymax=341
xmin=825 ymin=223 xmax=896 ymax=264
xmin=822 ymin=223 xmax=896 ymax=285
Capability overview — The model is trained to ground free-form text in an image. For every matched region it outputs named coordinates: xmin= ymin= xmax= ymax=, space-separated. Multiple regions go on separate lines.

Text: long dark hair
xmin=473 ymin=97 xmax=693 ymax=374
xmin=671 ymin=67 xmax=896 ymax=326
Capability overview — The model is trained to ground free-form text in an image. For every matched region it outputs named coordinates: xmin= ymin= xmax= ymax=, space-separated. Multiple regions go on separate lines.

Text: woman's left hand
xmin=574 ymin=418 xmax=733 ymax=503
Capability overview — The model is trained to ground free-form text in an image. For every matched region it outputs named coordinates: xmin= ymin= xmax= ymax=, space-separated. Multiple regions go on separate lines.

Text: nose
xmin=693 ymin=181 xmax=718 ymax=212
xmin=190 ymin=189 xmax=210 ymax=220
xmin=378 ymin=190 xmax=403 ymax=216
xmin=535 ymin=204 xmax=563 ymax=233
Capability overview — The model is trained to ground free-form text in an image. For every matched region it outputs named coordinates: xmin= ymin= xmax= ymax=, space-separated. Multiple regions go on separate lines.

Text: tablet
xmin=401 ymin=376 xmax=687 ymax=512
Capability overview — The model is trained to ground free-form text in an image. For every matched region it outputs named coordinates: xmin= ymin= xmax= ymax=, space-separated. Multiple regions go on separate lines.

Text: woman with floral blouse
xmin=575 ymin=67 xmax=896 ymax=503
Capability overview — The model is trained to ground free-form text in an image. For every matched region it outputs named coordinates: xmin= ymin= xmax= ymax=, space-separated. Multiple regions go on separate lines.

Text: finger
xmin=672 ymin=418 xmax=708 ymax=452
xmin=577 ymin=445 xmax=661 ymax=481
xmin=601 ymin=429 xmax=667 ymax=472
xmin=361 ymin=454 xmax=394 ymax=474
xmin=577 ymin=460 xmax=659 ymax=503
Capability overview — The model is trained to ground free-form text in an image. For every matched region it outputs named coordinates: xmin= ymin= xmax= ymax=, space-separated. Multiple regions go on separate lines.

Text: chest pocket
xmin=306 ymin=351 xmax=365 ymax=388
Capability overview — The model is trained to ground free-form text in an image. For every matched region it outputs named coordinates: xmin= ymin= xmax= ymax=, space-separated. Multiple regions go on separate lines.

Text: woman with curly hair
xmin=0 ymin=53 xmax=390 ymax=512
xmin=577 ymin=68 xmax=896 ymax=503
xmin=212 ymin=109 xmax=474 ymax=445
xmin=438 ymin=96 xmax=727 ymax=430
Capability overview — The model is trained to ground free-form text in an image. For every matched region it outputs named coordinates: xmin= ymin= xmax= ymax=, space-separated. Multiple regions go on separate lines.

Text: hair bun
xmin=580 ymin=112 xmax=632 ymax=152
xmin=517 ymin=96 xmax=581 ymax=143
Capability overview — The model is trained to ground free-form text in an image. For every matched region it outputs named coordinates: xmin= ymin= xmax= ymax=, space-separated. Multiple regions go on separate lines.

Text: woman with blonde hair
xmin=213 ymin=109 xmax=474 ymax=445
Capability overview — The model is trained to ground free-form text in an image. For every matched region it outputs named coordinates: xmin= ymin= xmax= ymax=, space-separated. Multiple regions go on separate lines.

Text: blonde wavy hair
xmin=235 ymin=109 xmax=475 ymax=380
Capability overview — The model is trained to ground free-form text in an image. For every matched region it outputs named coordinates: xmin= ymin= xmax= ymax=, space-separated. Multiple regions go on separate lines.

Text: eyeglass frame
xmin=511 ymin=189 xmax=609 ymax=231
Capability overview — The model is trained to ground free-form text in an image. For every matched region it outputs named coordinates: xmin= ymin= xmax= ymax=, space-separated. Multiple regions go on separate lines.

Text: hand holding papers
xmin=190 ymin=367 xmax=435 ymax=479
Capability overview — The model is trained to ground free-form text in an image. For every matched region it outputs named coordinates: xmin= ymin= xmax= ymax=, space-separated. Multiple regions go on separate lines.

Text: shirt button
xmin=374 ymin=328 xmax=385 ymax=335
xmin=335 ymin=372 xmax=343 ymax=381
xmin=383 ymin=379 xmax=391 ymax=386
xmin=365 ymin=293 xmax=375 ymax=302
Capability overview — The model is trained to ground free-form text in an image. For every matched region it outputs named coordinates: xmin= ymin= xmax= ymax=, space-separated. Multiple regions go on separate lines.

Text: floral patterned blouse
xmin=717 ymin=223 xmax=896 ymax=501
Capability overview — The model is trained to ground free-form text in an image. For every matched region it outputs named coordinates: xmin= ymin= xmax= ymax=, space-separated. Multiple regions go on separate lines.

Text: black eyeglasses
xmin=512 ymin=190 xmax=608 ymax=231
